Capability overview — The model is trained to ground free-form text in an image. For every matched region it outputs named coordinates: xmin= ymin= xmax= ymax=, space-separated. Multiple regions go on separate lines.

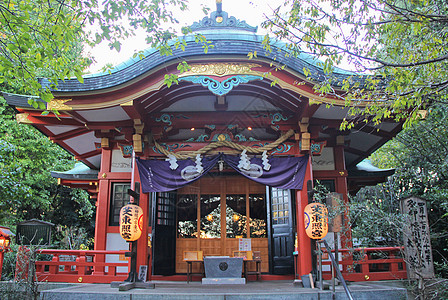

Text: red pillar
xmin=296 ymin=155 xmax=313 ymax=278
xmin=0 ymin=251 xmax=4 ymax=278
xmin=134 ymin=164 xmax=150 ymax=281
xmin=333 ymin=146 xmax=352 ymax=248
xmin=93 ymin=148 xmax=112 ymax=274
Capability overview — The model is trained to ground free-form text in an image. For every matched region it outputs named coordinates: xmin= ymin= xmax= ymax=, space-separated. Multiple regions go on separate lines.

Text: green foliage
xmin=263 ymin=0 xmax=448 ymax=127
xmin=351 ymin=184 xmax=405 ymax=247
xmin=0 ymin=0 xmax=198 ymax=105
xmin=0 ymin=0 xmax=92 ymax=102
xmin=360 ymin=103 xmax=448 ymax=279
xmin=0 ymin=96 xmax=95 ymax=247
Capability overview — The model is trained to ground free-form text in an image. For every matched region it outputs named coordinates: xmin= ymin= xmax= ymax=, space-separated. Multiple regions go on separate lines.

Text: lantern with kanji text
xmin=120 ymin=204 xmax=143 ymax=242
xmin=304 ymin=202 xmax=328 ymax=239
xmin=0 ymin=226 xmax=14 ymax=277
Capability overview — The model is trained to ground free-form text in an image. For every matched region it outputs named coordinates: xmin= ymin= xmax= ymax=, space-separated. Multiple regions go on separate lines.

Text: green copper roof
xmin=50 ymin=163 xmax=98 ymax=180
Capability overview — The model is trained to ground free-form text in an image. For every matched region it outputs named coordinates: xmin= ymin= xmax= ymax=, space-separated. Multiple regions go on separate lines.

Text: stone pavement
xmin=38 ymin=280 xmax=409 ymax=300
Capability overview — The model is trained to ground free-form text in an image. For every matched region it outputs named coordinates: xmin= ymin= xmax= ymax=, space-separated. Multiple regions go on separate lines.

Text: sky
xmin=85 ymin=0 xmax=284 ymax=73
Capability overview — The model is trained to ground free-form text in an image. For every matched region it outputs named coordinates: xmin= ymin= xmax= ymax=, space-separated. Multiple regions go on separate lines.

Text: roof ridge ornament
xmin=190 ymin=3 xmax=257 ymax=33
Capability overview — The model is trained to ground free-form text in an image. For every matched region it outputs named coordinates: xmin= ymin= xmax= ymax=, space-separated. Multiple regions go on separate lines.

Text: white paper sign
xmin=239 ymin=238 xmax=251 ymax=251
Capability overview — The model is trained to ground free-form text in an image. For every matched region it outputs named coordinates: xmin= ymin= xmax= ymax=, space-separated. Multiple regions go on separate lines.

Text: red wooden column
xmin=134 ymin=166 xmax=150 ymax=281
xmin=93 ymin=148 xmax=112 ymax=274
xmin=295 ymin=155 xmax=313 ymax=278
xmin=333 ymin=145 xmax=352 ymax=248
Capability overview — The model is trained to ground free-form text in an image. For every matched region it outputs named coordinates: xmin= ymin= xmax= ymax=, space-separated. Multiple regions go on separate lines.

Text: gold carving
xmin=16 ymin=113 xmax=32 ymax=124
xmin=218 ymin=134 xmax=226 ymax=142
xmin=121 ymin=100 xmax=134 ymax=106
xmin=47 ymin=99 xmax=72 ymax=111
xmin=133 ymin=134 xmax=143 ymax=153
xmin=301 ymin=132 xmax=310 ymax=151
xmin=180 ymin=63 xmax=262 ymax=77
xmin=101 ymin=137 xmax=110 ymax=148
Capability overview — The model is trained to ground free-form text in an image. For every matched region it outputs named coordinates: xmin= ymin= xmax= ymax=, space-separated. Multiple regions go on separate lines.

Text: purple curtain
xmin=222 ymin=154 xmax=308 ymax=190
xmin=137 ymin=155 xmax=221 ymax=193
xmin=137 ymin=154 xmax=308 ymax=193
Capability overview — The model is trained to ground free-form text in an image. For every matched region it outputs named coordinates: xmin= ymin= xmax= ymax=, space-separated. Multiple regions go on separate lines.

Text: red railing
xmin=32 ymin=247 xmax=406 ymax=284
xmin=35 ymin=249 xmax=130 ymax=283
xmin=322 ymin=246 xmax=407 ymax=281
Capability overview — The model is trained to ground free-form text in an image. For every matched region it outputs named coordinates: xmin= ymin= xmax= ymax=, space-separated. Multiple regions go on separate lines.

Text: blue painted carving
xmin=227 ymin=124 xmax=238 ymax=130
xmin=179 ymin=75 xmax=263 ymax=96
xmin=152 ymin=143 xmax=191 ymax=154
xmin=311 ymin=143 xmax=322 ymax=154
xmin=271 ymin=143 xmax=293 ymax=154
xmin=234 ymin=134 xmax=260 ymax=142
xmin=190 ymin=10 xmax=257 ymax=33
xmin=186 ymin=135 xmax=210 ymax=142
xmin=270 ymin=113 xmax=291 ymax=125
xmin=252 ymin=142 xmax=269 ymax=148
xmin=155 ymin=114 xmax=173 ymax=125
xmin=252 ymin=142 xmax=292 ymax=154
xmin=205 ymin=125 xmax=216 ymax=130
xmin=153 ymin=114 xmax=190 ymax=127
xmin=235 ymin=134 xmax=247 ymax=142
xmin=119 ymin=144 xmax=134 ymax=156
xmin=196 ymin=135 xmax=210 ymax=142
xmin=308 ymin=141 xmax=326 ymax=155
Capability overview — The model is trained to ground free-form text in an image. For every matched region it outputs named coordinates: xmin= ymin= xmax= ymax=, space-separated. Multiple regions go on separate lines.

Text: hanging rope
xmin=153 ymin=129 xmax=295 ymax=160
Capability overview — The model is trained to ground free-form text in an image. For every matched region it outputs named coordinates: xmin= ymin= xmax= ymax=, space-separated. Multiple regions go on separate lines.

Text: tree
xmin=262 ymin=0 xmax=448 ymax=127
xmin=0 ymin=97 xmax=93 ymax=229
xmin=368 ymin=103 xmax=448 ymax=277
xmin=0 ymin=0 xmax=194 ymax=106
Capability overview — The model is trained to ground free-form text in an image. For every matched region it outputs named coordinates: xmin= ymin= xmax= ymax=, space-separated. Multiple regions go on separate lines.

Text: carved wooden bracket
xmin=133 ymin=119 xmax=145 ymax=153
xmin=299 ymin=117 xmax=310 ymax=151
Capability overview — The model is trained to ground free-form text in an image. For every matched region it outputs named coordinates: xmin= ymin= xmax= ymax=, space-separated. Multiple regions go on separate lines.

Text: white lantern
xmin=120 ymin=204 xmax=143 ymax=241
xmin=304 ymin=202 xmax=328 ymax=240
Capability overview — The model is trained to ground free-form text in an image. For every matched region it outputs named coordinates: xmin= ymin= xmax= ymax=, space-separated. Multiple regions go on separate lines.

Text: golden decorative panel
xmin=46 ymin=99 xmax=72 ymax=111
xmin=180 ymin=63 xmax=262 ymax=77
xmin=16 ymin=113 xmax=32 ymax=124
xmin=120 ymin=100 xmax=134 ymax=107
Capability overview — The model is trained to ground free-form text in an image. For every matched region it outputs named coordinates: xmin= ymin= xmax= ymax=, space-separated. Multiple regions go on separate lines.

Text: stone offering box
xmin=202 ymin=256 xmax=245 ymax=284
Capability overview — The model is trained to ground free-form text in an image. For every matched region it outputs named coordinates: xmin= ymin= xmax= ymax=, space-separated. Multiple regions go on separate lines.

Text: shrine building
xmin=3 ymin=5 xmax=406 ymax=283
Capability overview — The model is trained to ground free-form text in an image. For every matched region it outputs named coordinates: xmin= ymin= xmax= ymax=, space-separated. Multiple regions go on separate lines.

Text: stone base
xmin=293 ymin=279 xmax=303 ymax=287
xmin=202 ymin=278 xmax=246 ymax=285
xmin=110 ymin=281 xmax=155 ymax=290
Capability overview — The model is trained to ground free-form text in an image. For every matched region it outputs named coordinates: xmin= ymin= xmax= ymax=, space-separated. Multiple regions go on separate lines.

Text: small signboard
xmin=400 ymin=196 xmax=434 ymax=279
xmin=138 ymin=265 xmax=148 ymax=282
xmin=238 ymin=238 xmax=251 ymax=251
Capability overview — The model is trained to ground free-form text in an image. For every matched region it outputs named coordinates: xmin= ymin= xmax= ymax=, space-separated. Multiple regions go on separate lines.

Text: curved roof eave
xmin=41 ymin=33 xmax=359 ymax=94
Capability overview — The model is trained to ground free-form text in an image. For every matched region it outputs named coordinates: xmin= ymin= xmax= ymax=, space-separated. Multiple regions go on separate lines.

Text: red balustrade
xmin=322 ymin=246 xmax=407 ymax=281
xmin=35 ymin=249 xmax=130 ymax=283
xmin=32 ymin=247 xmax=406 ymax=283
